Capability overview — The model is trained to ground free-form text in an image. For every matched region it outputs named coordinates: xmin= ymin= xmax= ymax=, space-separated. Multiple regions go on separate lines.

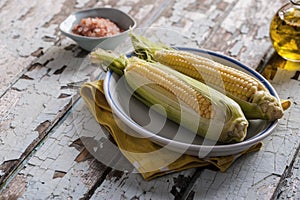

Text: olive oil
xmin=270 ymin=3 xmax=300 ymax=62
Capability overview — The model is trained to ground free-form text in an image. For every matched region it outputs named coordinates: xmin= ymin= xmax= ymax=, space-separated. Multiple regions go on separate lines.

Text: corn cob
xmin=130 ymin=32 xmax=286 ymax=121
xmin=90 ymin=49 xmax=248 ymax=143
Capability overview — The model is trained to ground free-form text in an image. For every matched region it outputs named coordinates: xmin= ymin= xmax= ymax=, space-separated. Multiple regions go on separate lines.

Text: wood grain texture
xmin=1 ymin=0 xmax=300 ymax=199
xmin=276 ymin=147 xmax=300 ymax=199
xmin=0 ymin=0 xmax=66 ymax=96
xmin=0 ymin=43 xmax=94 ymax=186
xmin=90 ymin=169 xmax=197 ymax=200
xmin=1 ymin=101 xmax=109 ymax=199
xmin=151 ymin=0 xmax=288 ymax=69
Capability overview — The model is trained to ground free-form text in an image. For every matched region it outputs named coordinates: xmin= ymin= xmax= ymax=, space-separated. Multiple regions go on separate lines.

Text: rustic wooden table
xmin=0 ymin=0 xmax=299 ymax=199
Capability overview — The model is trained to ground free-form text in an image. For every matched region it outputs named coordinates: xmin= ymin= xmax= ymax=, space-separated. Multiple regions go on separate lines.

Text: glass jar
xmin=270 ymin=0 xmax=300 ymax=62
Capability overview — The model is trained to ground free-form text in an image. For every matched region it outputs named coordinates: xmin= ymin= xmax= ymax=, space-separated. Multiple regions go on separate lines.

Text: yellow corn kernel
xmin=153 ymin=49 xmax=267 ymax=102
xmin=151 ymin=49 xmax=283 ymax=120
xmin=90 ymin=49 xmax=249 ymax=143
xmin=125 ymin=61 xmax=215 ymax=119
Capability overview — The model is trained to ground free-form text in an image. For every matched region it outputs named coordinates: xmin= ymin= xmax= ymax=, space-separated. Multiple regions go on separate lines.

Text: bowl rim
xmin=59 ymin=7 xmax=137 ymax=40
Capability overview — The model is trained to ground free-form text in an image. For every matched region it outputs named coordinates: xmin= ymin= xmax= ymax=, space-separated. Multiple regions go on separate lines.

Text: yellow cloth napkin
xmin=80 ymin=80 xmax=262 ymax=180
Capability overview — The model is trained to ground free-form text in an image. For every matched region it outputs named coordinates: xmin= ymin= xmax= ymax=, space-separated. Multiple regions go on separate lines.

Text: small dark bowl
xmin=59 ymin=7 xmax=136 ymax=51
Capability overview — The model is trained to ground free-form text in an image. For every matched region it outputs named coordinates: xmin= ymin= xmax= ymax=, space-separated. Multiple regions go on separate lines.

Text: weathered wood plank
xmin=90 ymin=168 xmax=197 ymax=200
xmin=276 ymin=146 xmax=300 ymax=199
xmin=150 ymin=0 xmax=236 ymax=49
xmin=0 ymin=100 xmax=111 ymax=199
xmin=201 ymin=0 xmax=288 ymax=69
xmin=151 ymin=0 xmax=288 ymax=69
xmin=0 ymin=0 xmax=68 ymax=96
xmin=0 ymin=43 xmax=93 ymax=186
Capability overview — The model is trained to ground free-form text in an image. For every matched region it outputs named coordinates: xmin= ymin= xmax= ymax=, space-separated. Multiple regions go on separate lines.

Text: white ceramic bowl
xmin=103 ymin=47 xmax=280 ymax=158
xmin=59 ymin=8 xmax=136 ymax=51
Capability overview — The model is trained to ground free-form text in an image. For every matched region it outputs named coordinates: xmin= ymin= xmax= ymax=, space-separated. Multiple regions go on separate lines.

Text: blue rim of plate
xmin=104 ymin=47 xmax=279 ymax=151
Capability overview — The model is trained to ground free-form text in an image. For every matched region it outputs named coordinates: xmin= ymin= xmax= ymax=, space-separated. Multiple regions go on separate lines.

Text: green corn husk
xmin=129 ymin=32 xmax=287 ymax=121
xmin=90 ymin=49 xmax=249 ymax=143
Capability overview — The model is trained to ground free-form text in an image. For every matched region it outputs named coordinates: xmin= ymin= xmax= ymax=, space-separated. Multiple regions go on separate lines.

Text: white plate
xmin=103 ymin=48 xmax=279 ymax=158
